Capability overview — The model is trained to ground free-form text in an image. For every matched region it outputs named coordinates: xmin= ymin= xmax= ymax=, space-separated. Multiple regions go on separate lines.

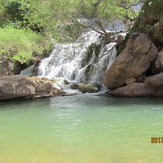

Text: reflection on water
xmin=0 ymin=95 xmax=163 ymax=163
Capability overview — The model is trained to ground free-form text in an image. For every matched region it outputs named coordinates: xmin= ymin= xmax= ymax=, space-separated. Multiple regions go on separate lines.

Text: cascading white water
xmin=38 ymin=30 xmax=118 ymax=85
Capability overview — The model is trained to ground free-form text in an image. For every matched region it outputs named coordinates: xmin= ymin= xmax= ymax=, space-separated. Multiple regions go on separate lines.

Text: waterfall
xmin=38 ymin=30 xmax=118 ymax=86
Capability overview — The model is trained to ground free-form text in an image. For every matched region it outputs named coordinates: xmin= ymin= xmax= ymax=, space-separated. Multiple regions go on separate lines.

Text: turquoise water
xmin=0 ymin=95 xmax=163 ymax=163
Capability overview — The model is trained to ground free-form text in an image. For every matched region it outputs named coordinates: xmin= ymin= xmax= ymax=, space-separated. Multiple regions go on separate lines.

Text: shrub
xmin=0 ymin=26 xmax=51 ymax=63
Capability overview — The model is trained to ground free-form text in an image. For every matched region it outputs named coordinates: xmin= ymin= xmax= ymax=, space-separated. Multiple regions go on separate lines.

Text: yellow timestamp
xmin=151 ymin=137 xmax=163 ymax=143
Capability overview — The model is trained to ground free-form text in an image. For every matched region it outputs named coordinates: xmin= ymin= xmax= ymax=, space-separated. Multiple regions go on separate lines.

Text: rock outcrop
xmin=108 ymin=83 xmax=151 ymax=97
xmin=130 ymin=0 xmax=163 ymax=48
xmin=109 ymin=73 xmax=163 ymax=97
xmin=103 ymin=33 xmax=158 ymax=90
xmin=0 ymin=79 xmax=35 ymax=100
xmin=0 ymin=75 xmax=71 ymax=101
xmin=0 ymin=57 xmax=21 ymax=77
xmin=154 ymin=49 xmax=163 ymax=73
xmin=102 ymin=1 xmax=163 ymax=97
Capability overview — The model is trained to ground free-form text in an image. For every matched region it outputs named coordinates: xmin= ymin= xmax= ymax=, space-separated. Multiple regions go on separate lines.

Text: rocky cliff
xmin=104 ymin=0 xmax=163 ymax=97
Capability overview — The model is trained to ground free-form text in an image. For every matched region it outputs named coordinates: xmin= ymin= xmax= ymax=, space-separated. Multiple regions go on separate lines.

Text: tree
xmin=26 ymin=0 xmax=143 ymax=43
xmin=0 ymin=0 xmax=143 ymax=42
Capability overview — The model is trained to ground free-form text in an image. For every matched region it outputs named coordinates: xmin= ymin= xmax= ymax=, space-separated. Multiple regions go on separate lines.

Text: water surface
xmin=0 ymin=95 xmax=163 ymax=163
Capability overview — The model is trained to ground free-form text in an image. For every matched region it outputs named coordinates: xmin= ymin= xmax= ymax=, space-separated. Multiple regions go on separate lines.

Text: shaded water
xmin=0 ymin=95 xmax=163 ymax=163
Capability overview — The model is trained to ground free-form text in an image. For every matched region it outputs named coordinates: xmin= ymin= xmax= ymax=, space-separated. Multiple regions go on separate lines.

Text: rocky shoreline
xmin=1 ymin=2 xmax=163 ymax=99
xmin=0 ymin=75 xmax=75 ymax=101
xmin=104 ymin=33 xmax=163 ymax=97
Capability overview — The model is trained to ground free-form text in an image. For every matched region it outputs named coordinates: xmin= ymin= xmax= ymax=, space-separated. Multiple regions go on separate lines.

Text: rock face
xmin=0 ymin=75 xmax=69 ymax=101
xmin=154 ymin=49 xmax=163 ymax=73
xmin=0 ymin=80 xmax=35 ymax=100
xmin=103 ymin=33 xmax=158 ymax=90
xmin=109 ymin=73 xmax=163 ymax=97
xmin=130 ymin=0 xmax=163 ymax=48
xmin=108 ymin=83 xmax=151 ymax=97
xmin=0 ymin=57 xmax=21 ymax=77
xmin=145 ymin=73 xmax=163 ymax=96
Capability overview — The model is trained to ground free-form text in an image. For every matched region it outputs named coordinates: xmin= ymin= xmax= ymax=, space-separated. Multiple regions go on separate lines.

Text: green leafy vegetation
xmin=130 ymin=0 xmax=163 ymax=33
xmin=26 ymin=0 xmax=141 ymax=42
xmin=0 ymin=26 xmax=51 ymax=63
xmin=0 ymin=0 xmax=142 ymax=64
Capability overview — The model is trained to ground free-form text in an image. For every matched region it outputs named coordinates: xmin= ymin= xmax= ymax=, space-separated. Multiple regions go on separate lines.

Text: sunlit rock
xmin=103 ymin=33 xmax=158 ymax=90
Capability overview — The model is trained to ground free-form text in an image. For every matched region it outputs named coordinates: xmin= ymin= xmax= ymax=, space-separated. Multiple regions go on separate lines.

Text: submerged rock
xmin=0 ymin=75 xmax=72 ymax=101
xmin=103 ymin=33 xmax=158 ymax=90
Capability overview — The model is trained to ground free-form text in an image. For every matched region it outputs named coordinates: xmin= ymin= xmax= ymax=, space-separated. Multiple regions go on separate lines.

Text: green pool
xmin=0 ymin=95 xmax=163 ymax=163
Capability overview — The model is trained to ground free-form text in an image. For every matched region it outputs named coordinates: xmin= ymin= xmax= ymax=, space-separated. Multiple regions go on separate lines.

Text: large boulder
xmin=0 ymin=75 xmax=34 ymax=86
xmin=103 ymin=33 xmax=158 ymax=89
xmin=154 ymin=49 xmax=163 ymax=73
xmin=0 ymin=75 xmax=70 ymax=101
xmin=108 ymin=83 xmax=151 ymax=97
xmin=109 ymin=73 xmax=163 ymax=97
xmin=0 ymin=77 xmax=35 ymax=100
xmin=145 ymin=73 xmax=163 ymax=96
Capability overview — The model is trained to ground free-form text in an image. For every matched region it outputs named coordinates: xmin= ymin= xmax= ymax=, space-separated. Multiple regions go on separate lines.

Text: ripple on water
xmin=0 ymin=96 xmax=163 ymax=163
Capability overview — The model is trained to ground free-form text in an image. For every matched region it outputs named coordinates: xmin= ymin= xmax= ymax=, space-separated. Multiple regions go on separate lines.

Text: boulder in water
xmin=108 ymin=83 xmax=151 ymax=97
xmin=79 ymin=82 xmax=101 ymax=93
xmin=70 ymin=83 xmax=79 ymax=90
xmin=0 ymin=75 xmax=71 ymax=101
xmin=109 ymin=73 xmax=163 ymax=97
xmin=0 ymin=76 xmax=36 ymax=100
xmin=103 ymin=33 xmax=158 ymax=90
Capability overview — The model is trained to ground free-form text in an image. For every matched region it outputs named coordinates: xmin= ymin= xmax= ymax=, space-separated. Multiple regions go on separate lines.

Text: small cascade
xmin=38 ymin=30 xmax=118 ymax=86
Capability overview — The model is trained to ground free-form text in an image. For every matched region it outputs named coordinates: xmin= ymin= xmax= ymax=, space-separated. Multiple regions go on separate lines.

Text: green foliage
xmin=130 ymin=0 xmax=163 ymax=34
xmin=20 ymin=0 xmax=141 ymax=37
xmin=0 ymin=0 xmax=141 ymax=40
xmin=141 ymin=0 xmax=163 ymax=16
xmin=4 ymin=1 xmax=29 ymax=22
xmin=0 ymin=0 xmax=142 ymax=65
xmin=54 ymin=23 xmax=82 ymax=42
xmin=0 ymin=26 xmax=51 ymax=63
xmin=0 ymin=0 xmax=29 ymax=27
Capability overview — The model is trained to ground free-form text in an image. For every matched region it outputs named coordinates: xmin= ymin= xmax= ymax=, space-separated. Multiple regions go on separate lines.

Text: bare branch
xmin=112 ymin=12 xmax=135 ymax=21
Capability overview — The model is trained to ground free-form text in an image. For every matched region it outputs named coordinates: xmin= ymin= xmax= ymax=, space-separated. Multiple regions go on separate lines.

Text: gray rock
xmin=109 ymin=82 xmax=151 ymax=97
xmin=0 ymin=56 xmax=21 ymax=77
xmin=103 ymin=33 xmax=158 ymax=89
xmin=0 ymin=80 xmax=35 ymax=100
xmin=154 ymin=49 xmax=163 ymax=73
xmin=0 ymin=75 xmax=71 ymax=101
xmin=109 ymin=73 xmax=163 ymax=97
xmin=70 ymin=83 xmax=79 ymax=90
xmin=79 ymin=83 xmax=101 ymax=93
